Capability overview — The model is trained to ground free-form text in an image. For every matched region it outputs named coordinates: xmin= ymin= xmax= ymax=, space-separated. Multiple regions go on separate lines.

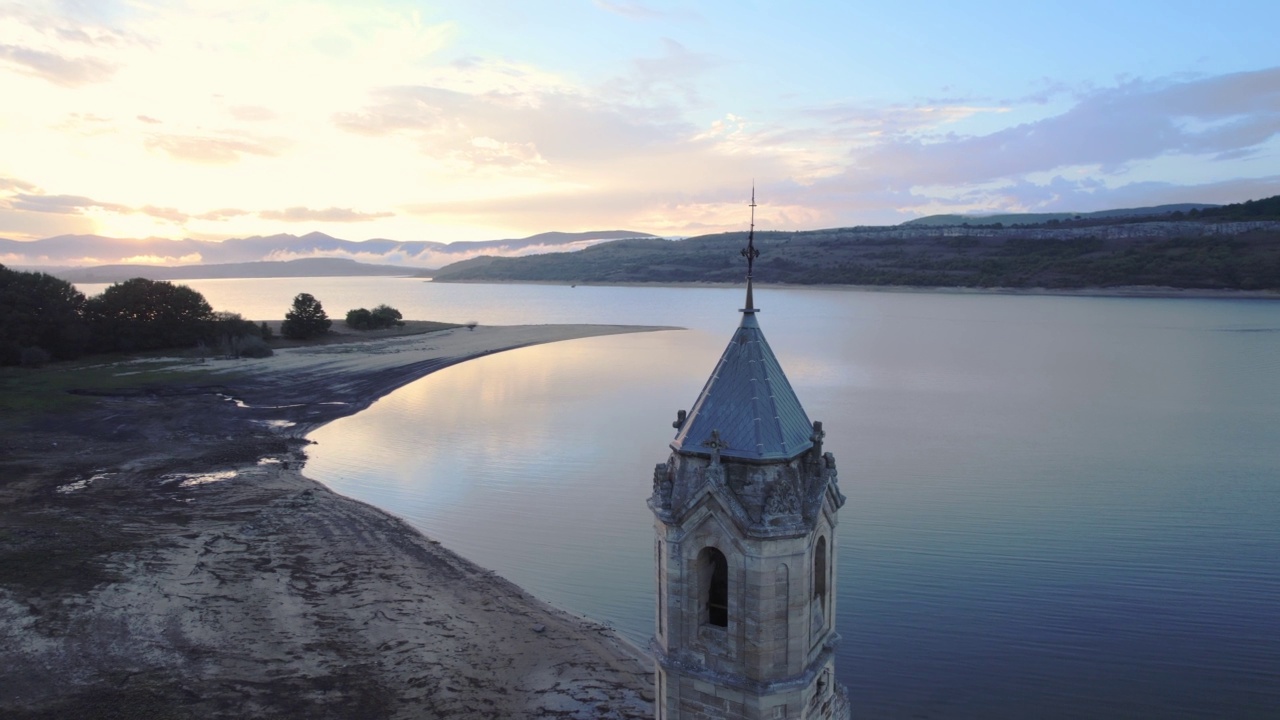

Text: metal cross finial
xmin=741 ymin=185 xmax=760 ymax=313
xmin=741 ymin=186 xmax=759 ymax=268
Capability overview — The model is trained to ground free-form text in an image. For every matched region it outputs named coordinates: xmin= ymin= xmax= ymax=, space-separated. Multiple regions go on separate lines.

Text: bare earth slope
xmin=0 ymin=324 xmax=669 ymax=719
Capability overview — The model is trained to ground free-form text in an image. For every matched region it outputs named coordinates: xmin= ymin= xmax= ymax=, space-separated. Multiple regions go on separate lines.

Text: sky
xmin=2 ymin=0 xmax=1279 ymax=247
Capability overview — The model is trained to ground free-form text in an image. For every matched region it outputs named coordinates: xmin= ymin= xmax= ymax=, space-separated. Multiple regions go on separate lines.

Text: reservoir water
xmin=92 ymin=278 xmax=1280 ymax=718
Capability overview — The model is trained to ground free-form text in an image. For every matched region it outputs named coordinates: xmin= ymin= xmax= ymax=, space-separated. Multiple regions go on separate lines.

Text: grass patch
xmin=0 ymin=356 xmax=220 ymax=428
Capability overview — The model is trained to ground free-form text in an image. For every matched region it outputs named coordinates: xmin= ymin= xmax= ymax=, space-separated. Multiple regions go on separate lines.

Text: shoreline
xmin=0 ymin=324 xmax=671 ymax=719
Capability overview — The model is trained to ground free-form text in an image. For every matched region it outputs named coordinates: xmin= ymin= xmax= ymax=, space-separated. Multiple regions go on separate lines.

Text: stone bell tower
xmin=649 ymin=191 xmax=850 ymax=720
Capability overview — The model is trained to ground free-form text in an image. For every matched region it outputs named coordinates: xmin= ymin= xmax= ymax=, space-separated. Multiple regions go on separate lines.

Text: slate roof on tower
xmin=670 ymin=309 xmax=814 ymax=462
xmin=671 ymin=186 xmax=814 ymax=462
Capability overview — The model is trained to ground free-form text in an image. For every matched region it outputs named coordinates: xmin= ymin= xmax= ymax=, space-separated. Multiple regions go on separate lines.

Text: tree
xmin=85 ymin=277 xmax=214 ymax=352
xmin=281 ymin=293 xmax=331 ymax=339
xmin=0 ymin=264 xmax=90 ymax=365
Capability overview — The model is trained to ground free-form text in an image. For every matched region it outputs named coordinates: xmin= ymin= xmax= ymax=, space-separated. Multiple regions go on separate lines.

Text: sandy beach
xmin=0 ymin=324 xmax=670 ymax=719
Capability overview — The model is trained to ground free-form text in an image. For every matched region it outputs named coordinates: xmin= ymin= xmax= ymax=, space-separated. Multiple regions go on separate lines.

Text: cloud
xmin=0 ymin=177 xmax=36 ymax=192
xmin=614 ymin=39 xmax=720 ymax=106
xmin=138 ymin=205 xmax=190 ymax=223
xmin=0 ymin=181 xmax=99 ymax=240
xmin=402 ymin=185 xmax=806 ymax=237
xmin=9 ymin=193 xmax=129 ymax=215
xmin=3 ymin=189 xmax=191 ymax=224
xmin=257 ymin=207 xmax=394 ymax=223
xmin=751 ymin=67 xmax=1280 ymax=222
xmin=228 ymin=105 xmax=276 ymax=122
xmin=136 ymin=114 xmax=161 ymax=124
xmin=261 ymin=237 xmax=628 ymax=269
xmin=0 ymin=43 xmax=115 ymax=86
xmin=196 ymin=208 xmax=252 ymax=221
xmin=332 ymin=38 xmax=725 ymax=173
xmin=807 ymin=100 xmax=1011 ymax=138
xmin=461 ymin=137 xmax=546 ymax=168
xmin=144 ymin=133 xmax=283 ymax=164
xmin=51 ymin=112 xmax=118 ymax=137
xmin=840 ymin=68 xmax=1280 ymax=193
xmin=335 ymin=83 xmax=695 ymax=169
xmin=2 ymin=183 xmax=395 ymax=240
xmin=121 ymin=253 xmax=203 ymax=265
xmin=971 ymin=174 xmax=1280 ymax=215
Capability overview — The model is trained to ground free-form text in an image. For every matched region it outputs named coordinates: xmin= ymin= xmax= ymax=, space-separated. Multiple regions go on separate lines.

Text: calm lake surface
xmin=96 ymin=278 xmax=1280 ymax=718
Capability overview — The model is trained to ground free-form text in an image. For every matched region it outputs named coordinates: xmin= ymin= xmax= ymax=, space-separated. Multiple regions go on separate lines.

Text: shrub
xmin=345 ymin=304 xmax=403 ymax=330
xmin=345 ymin=308 xmax=373 ymax=330
xmin=237 ymin=335 xmax=273 ymax=358
xmin=370 ymin=304 xmax=403 ymax=328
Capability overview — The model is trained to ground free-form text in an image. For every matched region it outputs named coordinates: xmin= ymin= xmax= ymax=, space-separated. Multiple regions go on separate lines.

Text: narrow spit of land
xmin=0 ymin=323 xmax=671 ymax=720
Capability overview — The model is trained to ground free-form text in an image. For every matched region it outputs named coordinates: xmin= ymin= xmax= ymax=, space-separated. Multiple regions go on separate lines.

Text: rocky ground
xmin=0 ymin=324 xmax=668 ymax=719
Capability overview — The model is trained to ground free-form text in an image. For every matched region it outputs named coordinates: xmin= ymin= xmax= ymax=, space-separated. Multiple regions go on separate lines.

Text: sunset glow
xmin=2 ymin=1 xmax=1278 ymax=243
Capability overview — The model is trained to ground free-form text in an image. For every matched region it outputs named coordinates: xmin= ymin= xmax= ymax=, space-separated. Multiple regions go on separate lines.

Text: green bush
xmin=345 ymin=308 xmax=373 ymax=329
xmin=345 ymin=304 xmax=403 ymax=330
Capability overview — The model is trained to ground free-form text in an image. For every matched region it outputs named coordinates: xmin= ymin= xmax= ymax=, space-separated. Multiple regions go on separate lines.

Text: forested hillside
xmin=429 ymin=196 xmax=1280 ymax=291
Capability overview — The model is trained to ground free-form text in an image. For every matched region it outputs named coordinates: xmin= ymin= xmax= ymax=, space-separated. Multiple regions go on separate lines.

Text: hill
xmin=0 ymin=230 xmax=657 ymax=271
xmin=428 ymin=196 xmax=1280 ymax=291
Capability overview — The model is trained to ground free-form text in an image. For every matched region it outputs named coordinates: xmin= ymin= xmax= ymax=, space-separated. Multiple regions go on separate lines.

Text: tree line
xmin=1 ymin=265 xmax=405 ymax=367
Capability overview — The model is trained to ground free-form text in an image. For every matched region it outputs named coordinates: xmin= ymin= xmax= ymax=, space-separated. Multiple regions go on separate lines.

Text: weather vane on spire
xmin=741 ymin=185 xmax=760 ymax=313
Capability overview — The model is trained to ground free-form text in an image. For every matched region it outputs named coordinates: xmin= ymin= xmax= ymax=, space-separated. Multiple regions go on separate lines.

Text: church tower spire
xmin=742 ymin=184 xmax=759 ymax=314
xmin=649 ymin=191 xmax=850 ymax=720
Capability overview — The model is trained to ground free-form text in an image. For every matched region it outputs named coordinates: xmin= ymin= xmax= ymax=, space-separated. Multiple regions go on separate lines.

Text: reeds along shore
xmin=0 ymin=324 xmax=668 ymax=719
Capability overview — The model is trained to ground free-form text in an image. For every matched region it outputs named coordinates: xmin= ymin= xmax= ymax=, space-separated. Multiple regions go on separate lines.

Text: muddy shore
xmin=0 ymin=324 xmax=669 ymax=719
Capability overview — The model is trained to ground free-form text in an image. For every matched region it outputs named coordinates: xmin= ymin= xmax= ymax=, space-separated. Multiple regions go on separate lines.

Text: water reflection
xmin=310 ymin=330 xmax=721 ymax=635
xmin=301 ymin=285 xmax=1280 ymax=719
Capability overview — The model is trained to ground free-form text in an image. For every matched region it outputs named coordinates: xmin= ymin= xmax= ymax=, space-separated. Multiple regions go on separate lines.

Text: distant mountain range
xmin=50 ymin=258 xmax=414 ymax=284
xmin=1 ymin=230 xmax=656 ymax=277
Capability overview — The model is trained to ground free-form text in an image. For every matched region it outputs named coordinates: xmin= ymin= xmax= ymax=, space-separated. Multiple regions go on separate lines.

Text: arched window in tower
xmin=700 ymin=547 xmax=729 ymax=627
xmin=814 ymin=536 xmax=827 ymax=613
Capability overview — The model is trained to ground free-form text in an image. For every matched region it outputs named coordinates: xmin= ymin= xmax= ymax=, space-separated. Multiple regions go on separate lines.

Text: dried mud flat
xmin=0 ymin=325 xmax=668 ymax=719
